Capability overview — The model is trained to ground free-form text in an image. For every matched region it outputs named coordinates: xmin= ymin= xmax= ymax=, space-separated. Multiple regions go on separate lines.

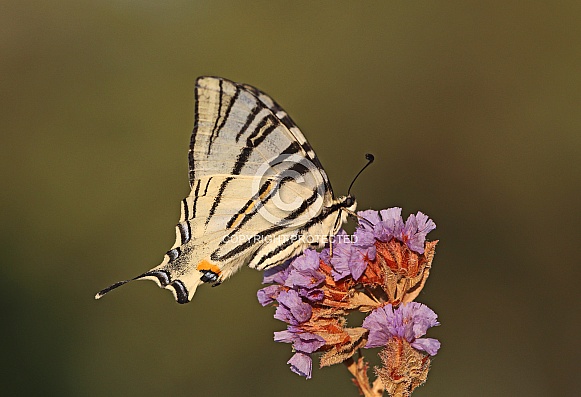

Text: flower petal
xmin=411 ymin=337 xmax=441 ymax=356
xmin=329 ymin=241 xmax=353 ymax=281
xmin=285 ymin=268 xmax=325 ymax=289
xmin=287 ymin=352 xmax=313 ymax=379
xmin=290 ymin=249 xmax=320 ymax=272
xmin=357 ymin=210 xmax=381 ymax=230
xmin=275 ymin=289 xmax=312 ymax=325
xmin=263 ymin=260 xmax=291 ymax=285
xmin=363 ymin=303 xmax=440 ymax=348
xmin=348 ymin=248 xmax=370 ymax=280
xmin=377 ymin=207 xmax=404 ymax=242
xmin=353 ymin=227 xmax=376 ymax=247
xmin=402 ymin=212 xmax=436 ymax=254
xmin=401 ymin=302 xmax=440 ymax=338
xmin=257 ymin=285 xmax=283 ymax=306
xmin=273 ymin=330 xmax=295 ymax=344
xmin=298 ymin=287 xmax=325 ymax=302
xmin=294 ymin=332 xmax=326 ymax=353
xmin=362 ymin=305 xmax=396 ymax=348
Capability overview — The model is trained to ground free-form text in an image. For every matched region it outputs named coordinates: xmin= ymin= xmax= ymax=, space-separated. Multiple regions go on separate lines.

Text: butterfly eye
xmin=344 ymin=196 xmax=355 ymax=207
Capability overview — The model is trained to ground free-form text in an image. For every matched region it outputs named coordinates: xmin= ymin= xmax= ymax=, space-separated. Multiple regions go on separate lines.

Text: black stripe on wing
xmin=236 ymin=103 xmax=261 ymax=142
xmin=204 ymin=113 xmax=280 ymax=226
xmin=170 ymin=280 xmax=189 ymax=304
xmin=166 ymin=247 xmax=181 ymax=262
xmin=218 ymin=141 xmax=310 ymax=234
xmin=248 ymin=198 xmax=351 ymax=270
xmin=189 ymin=77 xmax=201 ymax=187
xmin=241 ymin=81 xmax=333 ymax=195
xmin=212 ymin=142 xmax=325 ymax=262
xmin=211 ymin=187 xmax=322 ymax=263
xmin=177 ymin=221 xmax=191 ymax=244
xmin=205 ymin=176 xmax=233 ymax=226
xmin=143 ymin=270 xmax=172 ymax=286
xmin=191 ymin=180 xmax=201 ymax=218
xmin=207 ymin=79 xmax=224 ymax=155
xmin=225 ymin=178 xmax=276 ymax=229
xmin=208 ymin=83 xmax=241 ymax=155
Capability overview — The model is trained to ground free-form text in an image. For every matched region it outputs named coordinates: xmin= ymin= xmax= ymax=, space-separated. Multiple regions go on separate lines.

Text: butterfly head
xmin=343 ymin=195 xmax=356 ymax=211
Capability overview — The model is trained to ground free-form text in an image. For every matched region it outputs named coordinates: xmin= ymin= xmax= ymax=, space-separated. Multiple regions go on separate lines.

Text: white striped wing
xmin=96 ymin=77 xmax=354 ymax=304
xmin=189 ymin=77 xmax=333 ymax=200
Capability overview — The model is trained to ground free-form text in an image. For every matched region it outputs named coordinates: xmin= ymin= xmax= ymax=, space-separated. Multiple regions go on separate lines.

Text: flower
xmin=355 ymin=208 xmax=436 ymax=255
xmin=274 ymin=289 xmax=312 ymax=325
xmin=362 ymin=302 xmax=440 ymax=356
xmin=287 ymin=249 xmax=320 ymax=273
xmin=274 ymin=326 xmax=326 ymax=353
xmin=356 ymin=208 xmax=404 ymax=243
xmin=329 ymin=231 xmax=376 ymax=281
xmin=402 ymin=212 xmax=437 ymax=254
xmin=284 ymin=249 xmax=325 ymax=301
xmin=262 ymin=260 xmax=292 ymax=285
xmin=257 ymin=284 xmax=282 ymax=306
xmin=257 ymin=259 xmax=293 ymax=306
xmin=257 ymin=207 xmax=440 ymax=385
xmin=287 ymin=352 xmax=313 ymax=379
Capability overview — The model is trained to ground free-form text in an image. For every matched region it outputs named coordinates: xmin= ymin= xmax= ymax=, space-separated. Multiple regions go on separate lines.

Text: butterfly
xmin=95 ymin=76 xmax=359 ymax=304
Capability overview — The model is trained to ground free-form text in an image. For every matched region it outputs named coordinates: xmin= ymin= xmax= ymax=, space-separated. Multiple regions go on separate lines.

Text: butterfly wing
xmin=96 ymin=77 xmax=346 ymax=304
xmin=189 ymin=77 xmax=333 ymax=199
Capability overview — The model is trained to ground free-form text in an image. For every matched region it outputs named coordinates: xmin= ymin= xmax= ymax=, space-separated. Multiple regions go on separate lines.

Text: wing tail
xmin=95 ymin=267 xmax=204 ymax=304
xmin=94 ymin=279 xmax=131 ymax=299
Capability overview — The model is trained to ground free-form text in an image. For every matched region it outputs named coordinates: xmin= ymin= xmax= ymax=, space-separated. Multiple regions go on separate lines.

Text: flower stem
xmin=344 ymin=353 xmax=384 ymax=397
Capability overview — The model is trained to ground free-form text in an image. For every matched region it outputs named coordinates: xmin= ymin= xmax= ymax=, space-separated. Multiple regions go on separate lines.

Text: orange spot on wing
xmin=196 ymin=259 xmax=221 ymax=275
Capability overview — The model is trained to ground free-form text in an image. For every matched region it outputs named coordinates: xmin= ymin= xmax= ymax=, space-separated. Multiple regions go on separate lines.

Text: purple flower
xmin=356 ymin=208 xmax=436 ymax=255
xmin=410 ymin=337 xmax=440 ymax=356
xmin=357 ymin=209 xmax=383 ymax=227
xmin=355 ymin=208 xmax=403 ymax=244
xmin=297 ymin=288 xmax=325 ymax=302
xmin=319 ymin=247 xmax=330 ymax=263
xmin=377 ymin=208 xmax=405 ymax=242
xmin=401 ymin=212 xmax=436 ymax=254
xmin=353 ymin=211 xmax=380 ymax=248
xmin=362 ymin=302 xmax=440 ymax=356
xmin=285 ymin=250 xmax=325 ymax=289
xmin=353 ymin=227 xmax=377 ymax=247
xmin=329 ymin=231 xmax=376 ymax=281
xmin=289 ymin=249 xmax=320 ymax=272
xmin=274 ymin=326 xmax=325 ymax=353
xmin=287 ymin=352 xmax=313 ymax=379
xmin=281 ymin=249 xmax=326 ymax=302
xmin=257 ymin=285 xmax=283 ymax=306
xmin=274 ymin=289 xmax=312 ymax=325
xmin=262 ymin=260 xmax=292 ymax=285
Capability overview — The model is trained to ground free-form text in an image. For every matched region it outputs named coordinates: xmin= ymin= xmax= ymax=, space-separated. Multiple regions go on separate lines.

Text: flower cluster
xmin=257 ymin=249 xmax=327 ymax=378
xmin=363 ymin=302 xmax=440 ymax=355
xmin=257 ymin=207 xmax=439 ymax=396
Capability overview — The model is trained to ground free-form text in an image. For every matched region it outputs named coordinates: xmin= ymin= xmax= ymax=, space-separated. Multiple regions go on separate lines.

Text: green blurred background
xmin=2 ymin=1 xmax=579 ymax=396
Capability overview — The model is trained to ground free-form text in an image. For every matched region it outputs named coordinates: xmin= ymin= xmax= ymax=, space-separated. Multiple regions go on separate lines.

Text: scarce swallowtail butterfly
xmin=96 ymin=76 xmax=361 ymax=304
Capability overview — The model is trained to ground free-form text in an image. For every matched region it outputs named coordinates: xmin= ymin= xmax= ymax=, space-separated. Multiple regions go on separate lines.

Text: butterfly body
xmin=96 ymin=77 xmax=356 ymax=303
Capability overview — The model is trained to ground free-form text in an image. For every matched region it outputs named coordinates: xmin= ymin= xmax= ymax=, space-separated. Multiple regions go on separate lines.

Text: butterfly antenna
xmin=347 ymin=153 xmax=374 ymax=196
